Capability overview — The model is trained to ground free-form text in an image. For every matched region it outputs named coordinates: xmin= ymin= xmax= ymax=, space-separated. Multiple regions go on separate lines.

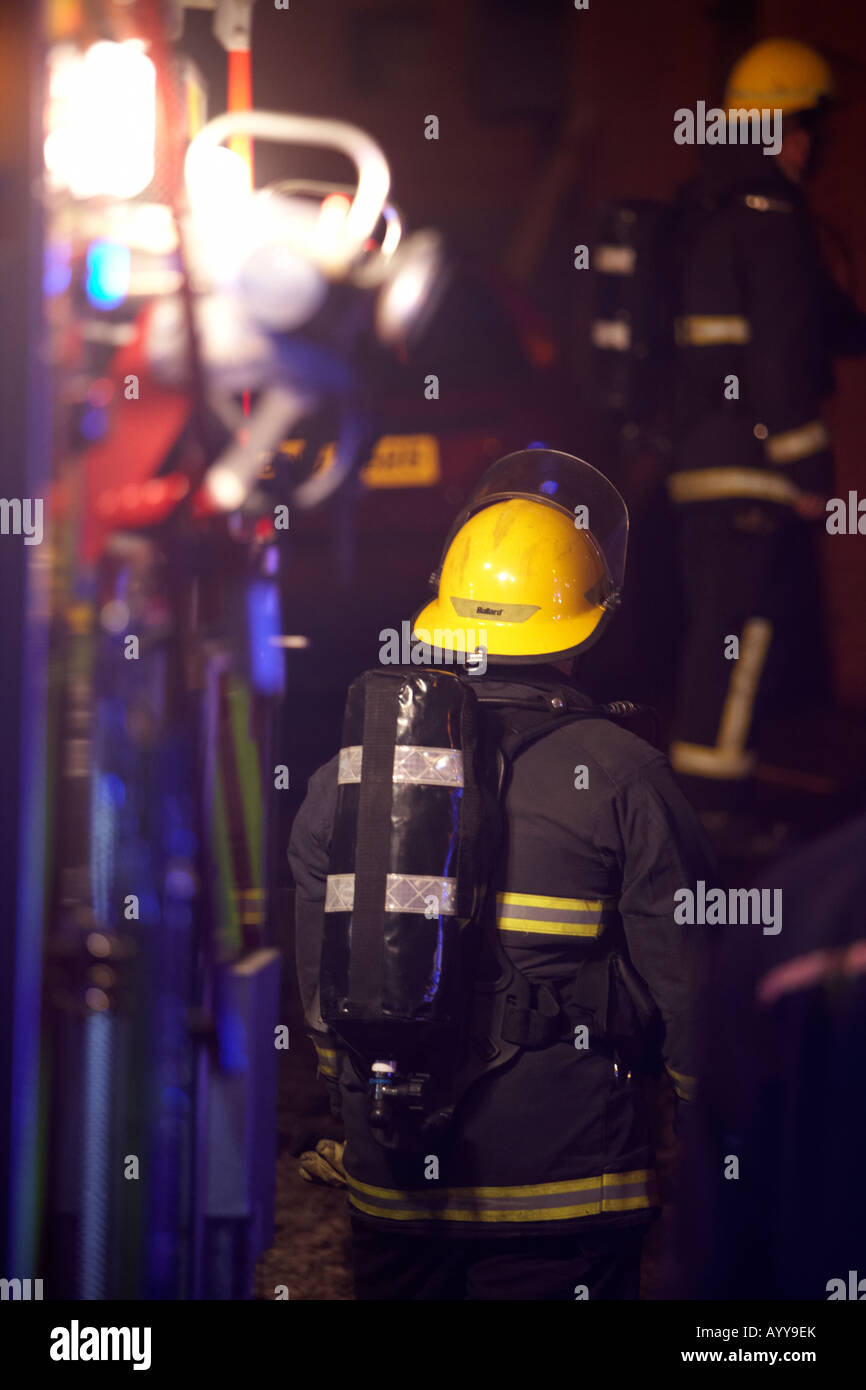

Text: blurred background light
xmin=44 ymin=40 xmax=156 ymax=200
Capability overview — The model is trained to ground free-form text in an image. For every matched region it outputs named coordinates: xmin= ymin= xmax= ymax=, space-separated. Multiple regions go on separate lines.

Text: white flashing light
xmin=44 ymin=41 xmax=156 ymax=200
xmin=184 ymin=144 xmax=254 ymax=284
xmin=205 ymin=466 xmax=247 ymax=513
xmin=185 ymin=143 xmax=252 ymax=211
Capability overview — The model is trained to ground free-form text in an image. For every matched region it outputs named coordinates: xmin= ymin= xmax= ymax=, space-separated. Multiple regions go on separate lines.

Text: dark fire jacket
xmin=288 ymin=667 xmax=715 ymax=1239
xmin=671 ymin=142 xmax=866 ymax=507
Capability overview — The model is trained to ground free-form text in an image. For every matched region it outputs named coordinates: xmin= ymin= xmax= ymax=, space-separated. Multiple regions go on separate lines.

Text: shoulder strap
xmin=423 ymin=697 xmax=649 ymax=1136
xmin=486 ymin=698 xmax=650 ymax=771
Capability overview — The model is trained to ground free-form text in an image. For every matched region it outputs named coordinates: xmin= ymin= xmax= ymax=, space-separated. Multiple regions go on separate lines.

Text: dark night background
xmin=184 ymin=0 xmax=866 ymax=1298
xmin=179 ymin=0 xmax=866 ymax=1299
xmin=1 ymin=0 xmax=864 ymax=1303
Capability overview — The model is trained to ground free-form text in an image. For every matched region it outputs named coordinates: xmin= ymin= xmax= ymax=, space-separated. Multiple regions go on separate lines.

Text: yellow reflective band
xmin=666 ymin=1066 xmax=697 ymax=1103
xmin=742 ymin=193 xmax=792 ymax=214
xmin=497 ymin=919 xmax=607 ymax=938
xmin=312 ymin=1041 xmax=340 ymax=1078
xmin=232 ymin=888 xmax=265 ymax=927
xmin=715 ymin=618 xmax=773 ymax=758
xmin=672 ymin=618 xmax=774 ymax=782
xmin=591 ymin=319 xmax=632 ymax=352
xmin=667 ymin=468 xmax=801 ymax=505
xmin=674 ymin=314 xmax=751 ymax=346
xmin=593 ymin=244 xmax=637 ymax=276
xmin=347 ymin=1194 xmax=653 ymax=1223
xmin=496 ymin=891 xmax=615 ymax=938
xmin=765 ymin=419 xmax=829 ymax=465
xmin=498 ymin=892 xmax=610 ymax=912
xmin=346 ymin=1169 xmax=657 ymax=1224
xmin=670 ymin=741 xmax=756 ymax=781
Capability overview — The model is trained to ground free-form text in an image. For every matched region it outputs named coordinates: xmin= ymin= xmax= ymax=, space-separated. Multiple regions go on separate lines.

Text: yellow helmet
xmin=725 ymin=38 xmax=833 ymax=116
xmin=413 ymin=449 xmax=628 ymax=665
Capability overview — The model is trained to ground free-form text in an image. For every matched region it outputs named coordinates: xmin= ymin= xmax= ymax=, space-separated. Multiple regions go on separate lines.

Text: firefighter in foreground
xmin=669 ymin=38 xmax=866 ymax=824
xmin=289 ymin=449 xmax=714 ymax=1300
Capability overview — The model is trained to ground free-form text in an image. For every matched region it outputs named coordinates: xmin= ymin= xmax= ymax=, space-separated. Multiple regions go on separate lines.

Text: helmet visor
xmin=436 ymin=449 xmax=629 ymax=603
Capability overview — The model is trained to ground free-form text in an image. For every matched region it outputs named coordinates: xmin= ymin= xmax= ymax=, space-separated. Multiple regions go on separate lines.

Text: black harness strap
xmin=348 ymin=673 xmax=399 ymax=1008
xmin=496 ymin=701 xmax=646 ymax=763
xmin=501 ymin=980 xmax=563 ymax=1048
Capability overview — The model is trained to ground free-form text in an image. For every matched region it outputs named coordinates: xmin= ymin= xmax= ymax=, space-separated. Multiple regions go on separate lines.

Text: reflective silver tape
xmin=669 ymin=740 xmax=756 ymax=781
xmin=337 ymin=745 xmax=464 ymax=786
xmin=324 ymin=873 xmax=457 ymax=915
xmin=385 ymin=874 xmax=457 ymax=914
xmin=325 ymin=874 xmax=355 ymax=912
xmin=742 ymin=193 xmax=792 ymax=214
xmin=393 ymin=746 xmax=464 ymax=786
xmin=765 ymin=419 xmax=829 ymax=465
xmin=667 ymin=468 xmax=800 ymax=506
xmin=338 ymin=746 xmax=363 ymax=783
xmin=594 ymin=244 xmax=636 ymax=275
xmin=715 ymin=617 xmax=773 ymax=756
xmin=674 ymin=314 xmax=751 ymax=346
xmin=591 ymin=319 xmax=631 ymax=351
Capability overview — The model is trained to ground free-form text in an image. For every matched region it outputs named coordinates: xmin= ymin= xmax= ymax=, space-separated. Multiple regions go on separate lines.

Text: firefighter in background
xmin=289 ymin=450 xmax=714 ymax=1301
xmin=670 ymin=805 xmax=866 ymax=1299
xmin=669 ymin=39 xmax=866 ymax=824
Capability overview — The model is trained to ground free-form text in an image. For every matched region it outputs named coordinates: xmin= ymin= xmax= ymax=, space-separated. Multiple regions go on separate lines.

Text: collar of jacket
xmin=469 ymin=663 xmax=594 ymax=712
xmin=683 ymin=141 xmax=804 ymax=208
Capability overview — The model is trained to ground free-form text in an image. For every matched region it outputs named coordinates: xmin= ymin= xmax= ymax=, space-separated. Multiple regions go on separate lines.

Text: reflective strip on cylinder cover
xmin=337 ymin=744 xmax=465 ymax=787
xmin=320 ymin=669 xmax=488 ymax=1052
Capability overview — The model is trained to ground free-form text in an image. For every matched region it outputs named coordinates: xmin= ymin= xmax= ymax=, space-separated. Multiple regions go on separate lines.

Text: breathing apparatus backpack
xmin=590 ymin=198 xmax=680 ymax=440
xmin=320 ymin=664 xmax=650 ymax=1150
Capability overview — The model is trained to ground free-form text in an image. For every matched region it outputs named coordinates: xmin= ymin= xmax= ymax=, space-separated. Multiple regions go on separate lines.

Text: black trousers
xmin=349 ymin=1216 xmax=646 ymax=1301
xmin=671 ymin=499 xmax=822 ymax=811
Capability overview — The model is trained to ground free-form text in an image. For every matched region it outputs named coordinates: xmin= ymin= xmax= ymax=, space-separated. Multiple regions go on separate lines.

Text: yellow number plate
xmin=276 ymin=434 xmax=441 ymax=489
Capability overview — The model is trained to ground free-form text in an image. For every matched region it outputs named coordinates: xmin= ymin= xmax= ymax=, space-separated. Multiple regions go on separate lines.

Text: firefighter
xmin=670 ymin=806 xmax=866 ymax=1299
xmin=669 ymin=38 xmax=866 ymax=824
xmin=288 ymin=449 xmax=714 ymax=1301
